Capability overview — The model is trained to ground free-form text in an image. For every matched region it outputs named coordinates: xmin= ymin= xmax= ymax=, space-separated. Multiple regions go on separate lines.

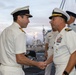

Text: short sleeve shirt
xmin=53 ymin=26 xmax=76 ymax=65
xmin=45 ymin=31 xmax=58 ymax=49
xmin=0 ymin=22 xmax=26 ymax=67
xmin=45 ymin=31 xmax=58 ymax=57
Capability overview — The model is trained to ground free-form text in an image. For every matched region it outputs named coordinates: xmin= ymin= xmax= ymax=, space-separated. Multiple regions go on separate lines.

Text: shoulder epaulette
xmin=19 ymin=28 xmax=25 ymax=33
xmin=65 ymin=28 xmax=72 ymax=32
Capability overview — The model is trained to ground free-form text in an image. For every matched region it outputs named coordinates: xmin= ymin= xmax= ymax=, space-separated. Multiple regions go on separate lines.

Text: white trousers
xmin=45 ymin=49 xmax=53 ymax=75
xmin=0 ymin=65 xmax=25 ymax=75
xmin=45 ymin=63 xmax=52 ymax=75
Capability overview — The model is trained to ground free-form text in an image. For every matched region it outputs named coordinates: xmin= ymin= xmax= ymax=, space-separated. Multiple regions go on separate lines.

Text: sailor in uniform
xmin=65 ymin=11 xmax=76 ymax=74
xmin=0 ymin=6 xmax=46 ymax=75
xmin=45 ymin=8 xmax=76 ymax=75
xmin=45 ymin=26 xmax=58 ymax=75
xmin=66 ymin=11 xmax=76 ymax=32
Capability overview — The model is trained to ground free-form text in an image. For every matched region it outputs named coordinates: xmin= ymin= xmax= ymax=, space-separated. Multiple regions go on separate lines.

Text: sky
xmin=0 ymin=0 xmax=76 ymax=43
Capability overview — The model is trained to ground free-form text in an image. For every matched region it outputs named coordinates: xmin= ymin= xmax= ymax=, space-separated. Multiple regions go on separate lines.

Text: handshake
xmin=35 ymin=60 xmax=49 ymax=70
xmin=35 ymin=55 xmax=53 ymax=69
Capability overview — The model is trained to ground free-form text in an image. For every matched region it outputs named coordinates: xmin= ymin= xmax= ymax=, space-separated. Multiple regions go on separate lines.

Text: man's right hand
xmin=37 ymin=61 xmax=47 ymax=69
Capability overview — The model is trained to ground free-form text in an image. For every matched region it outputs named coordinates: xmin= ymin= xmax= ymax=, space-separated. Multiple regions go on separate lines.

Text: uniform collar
xmin=51 ymin=30 xmax=58 ymax=34
xmin=59 ymin=26 xmax=68 ymax=35
xmin=12 ymin=22 xmax=25 ymax=33
xmin=12 ymin=22 xmax=21 ymax=28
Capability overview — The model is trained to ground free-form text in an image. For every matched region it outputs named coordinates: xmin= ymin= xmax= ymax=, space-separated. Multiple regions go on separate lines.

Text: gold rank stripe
xmin=19 ymin=28 xmax=25 ymax=33
xmin=52 ymin=14 xmax=62 ymax=16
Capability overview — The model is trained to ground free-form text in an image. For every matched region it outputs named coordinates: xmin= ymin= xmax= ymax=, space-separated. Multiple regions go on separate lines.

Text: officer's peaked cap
xmin=49 ymin=8 xmax=70 ymax=22
xmin=11 ymin=6 xmax=32 ymax=18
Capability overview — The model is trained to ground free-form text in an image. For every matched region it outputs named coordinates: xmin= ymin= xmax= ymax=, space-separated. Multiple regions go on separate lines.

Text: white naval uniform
xmin=45 ymin=31 xmax=58 ymax=75
xmin=53 ymin=26 xmax=76 ymax=75
xmin=0 ymin=22 xmax=26 ymax=75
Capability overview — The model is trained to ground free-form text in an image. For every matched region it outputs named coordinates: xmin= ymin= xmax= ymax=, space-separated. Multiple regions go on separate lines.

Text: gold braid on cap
xmin=52 ymin=14 xmax=62 ymax=16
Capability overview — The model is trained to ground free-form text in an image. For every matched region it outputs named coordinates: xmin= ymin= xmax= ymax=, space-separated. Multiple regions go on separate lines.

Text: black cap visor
xmin=66 ymin=11 xmax=76 ymax=18
xmin=49 ymin=13 xmax=67 ymax=22
xmin=26 ymin=14 xmax=33 ymax=18
xmin=13 ymin=10 xmax=33 ymax=18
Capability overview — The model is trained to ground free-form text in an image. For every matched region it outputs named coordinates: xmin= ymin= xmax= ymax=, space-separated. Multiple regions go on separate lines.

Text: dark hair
xmin=12 ymin=10 xmax=32 ymax=21
xmin=13 ymin=14 xmax=25 ymax=22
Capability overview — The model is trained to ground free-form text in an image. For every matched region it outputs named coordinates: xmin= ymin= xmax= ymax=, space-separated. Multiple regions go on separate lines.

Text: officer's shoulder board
xmin=65 ymin=28 xmax=72 ymax=32
xmin=19 ymin=28 xmax=25 ymax=33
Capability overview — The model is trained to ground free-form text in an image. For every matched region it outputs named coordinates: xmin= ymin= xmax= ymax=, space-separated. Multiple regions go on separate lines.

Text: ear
xmin=71 ymin=16 xmax=75 ymax=22
xmin=17 ymin=15 xmax=22 ymax=21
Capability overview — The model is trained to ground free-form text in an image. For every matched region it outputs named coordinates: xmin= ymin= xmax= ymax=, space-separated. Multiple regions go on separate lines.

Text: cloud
xmin=26 ymin=31 xmax=44 ymax=45
xmin=0 ymin=0 xmax=75 ymax=44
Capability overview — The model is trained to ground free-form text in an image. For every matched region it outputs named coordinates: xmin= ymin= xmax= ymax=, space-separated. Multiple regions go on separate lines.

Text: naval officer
xmin=66 ymin=11 xmax=76 ymax=32
xmin=44 ymin=23 xmax=58 ymax=75
xmin=45 ymin=8 xmax=76 ymax=75
xmin=61 ymin=11 xmax=76 ymax=75
xmin=0 ymin=6 xmax=46 ymax=75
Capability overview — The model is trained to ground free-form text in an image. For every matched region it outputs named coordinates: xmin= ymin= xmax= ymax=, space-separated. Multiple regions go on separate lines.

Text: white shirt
xmin=45 ymin=31 xmax=58 ymax=75
xmin=45 ymin=31 xmax=58 ymax=58
xmin=53 ymin=26 xmax=76 ymax=75
xmin=0 ymin=22 xmax=26 ymax=67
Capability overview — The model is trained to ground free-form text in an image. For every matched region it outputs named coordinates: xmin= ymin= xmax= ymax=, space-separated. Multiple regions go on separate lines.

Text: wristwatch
xmin=63 ymin=71 xmax=69 ymax=75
